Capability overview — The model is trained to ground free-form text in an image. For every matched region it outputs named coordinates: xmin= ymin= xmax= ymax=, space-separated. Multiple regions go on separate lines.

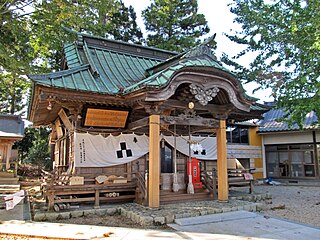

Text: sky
xmin=123 ymin=0 xmax=273 ymax=103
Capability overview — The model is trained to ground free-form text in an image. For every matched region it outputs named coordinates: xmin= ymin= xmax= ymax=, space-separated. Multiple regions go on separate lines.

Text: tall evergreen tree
xmin=0 ymin=1 xmax=34 ymax=114
xmin=0 ymin=0 xmax=34 ymax=74
xmin=30 ymin=0 xmax=144 ymax=71
xmin=0 ymin=73 xmax=29 ymax=114
xmin=0 ymin=0 xmax=143 ymax=114
xmin=224 ymin=0 xmax=320 ymax=126
xmin=142 ymin=0 xmax=210 ymax=52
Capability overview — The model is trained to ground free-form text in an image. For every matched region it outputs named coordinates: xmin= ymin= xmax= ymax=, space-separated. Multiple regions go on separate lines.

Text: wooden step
xmin=160 ymin=189 xmax=213 ymax=204
xmin=0 ymin=177 xmax=19 ymax=184
xmin=0 ymin=184 xmax=20 ymax=194
xmin=0 ymin=172 xmax=15 ymax=178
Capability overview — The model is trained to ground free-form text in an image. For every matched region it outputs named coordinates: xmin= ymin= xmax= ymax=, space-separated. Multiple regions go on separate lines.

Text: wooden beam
xmin=55 ymin=119 xmax=64 ymax=139
xmin=161 ymin=115 xmax=219 ymax=127
xmin=58 ymin=109 xmax=73 ymax=130
xmin=161 ymin=99 xmax=234 ymax=113
xmin=127 ymin=117 xmax=149 ymax=130
xmin=148 ymin=115 xmax=160 ymax=208
xmin=216 ymin=120 xmax=228 ymax=202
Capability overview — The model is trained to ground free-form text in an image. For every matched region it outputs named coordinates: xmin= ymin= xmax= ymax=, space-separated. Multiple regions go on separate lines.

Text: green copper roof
xmin=124 ymin=55 xmax=226 ymax=93
xmin=29 ymin=31 xmax=256 ymax=103
xmin=64 ymin=43 xmax=83 ymax=68
xmin=29 ymin=65 xmax=111 ymax=93
xmin=86 ymin=45 xmax=162 ymax=92
xmin=30 ymin=40 xmax=165 ymax=94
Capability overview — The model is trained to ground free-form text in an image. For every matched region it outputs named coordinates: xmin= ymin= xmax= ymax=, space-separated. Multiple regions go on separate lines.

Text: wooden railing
xmin=42 ymin=171 xmax=139 ymax=211
xmin=135 ymin=171 xmax=147 ymax=205
xmin=52 ymin=165 xmax=69 ymax=176
xmin=228 ymin=168 xmax=255 ymax=193
xmin=202 ymin=168 xmax=255 ymax=195
xmin=201 ymin=169 xmax=217 ymax=199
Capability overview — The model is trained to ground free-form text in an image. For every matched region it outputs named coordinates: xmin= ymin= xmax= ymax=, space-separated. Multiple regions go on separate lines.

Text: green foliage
xmin=0 ymin=1 xmax=34 ymax=114
xmin=0 ymin=73 xmax=30 ymax=114
xmin=0 ymin=0 xmax=143 ymax=114
xmin=224 ymin=0 xmax=320 ymax=126
xmin=30 ymin=0 xmax=143 ymax=71
xmin=0 ymin=0 xmax=34 ymax=74
xmin=14 ymin=127 xmax=51 ymax=169
xmin=13 ymin=127 xmax=37 ymax=162
xmin=142 ymin=0 xmax=210 ymax=52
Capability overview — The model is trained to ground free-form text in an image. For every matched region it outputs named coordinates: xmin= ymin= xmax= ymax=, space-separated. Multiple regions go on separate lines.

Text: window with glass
xmin=265 ymin=144 xmax=317 ymax=178
xmin=226 ymin=126 xmax=249 ymax=144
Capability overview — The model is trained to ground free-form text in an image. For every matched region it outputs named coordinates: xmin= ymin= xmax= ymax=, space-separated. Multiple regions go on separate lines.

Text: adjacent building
xmin=259 ymin=107 xmax=319 ymax=182
xmin=0 ymin=114 xmax=24 ymax=171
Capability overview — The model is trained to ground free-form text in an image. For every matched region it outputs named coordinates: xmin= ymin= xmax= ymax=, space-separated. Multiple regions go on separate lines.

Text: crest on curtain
xmin=75 ymin=133 xmax=149 ymax=167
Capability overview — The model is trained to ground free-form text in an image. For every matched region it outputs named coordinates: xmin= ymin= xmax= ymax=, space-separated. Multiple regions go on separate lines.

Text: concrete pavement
xmin=169 ymin=210 xmax=320 ymax=240
xmin=0 ymin=220 xmax=249 ymax=240
xmin=0 ymin=211 xmax=319 ymax=239
xmin=0 ymin=193 xmax=31 ymax=221
xmin=1 ymin=194 xmax=319 ymax=239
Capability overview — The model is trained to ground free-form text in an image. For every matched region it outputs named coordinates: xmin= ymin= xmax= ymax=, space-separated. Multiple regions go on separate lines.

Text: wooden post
xmin=47 ymin=191 xmax=55 ymax=211
xmin=94 ymin=189 xmax=100 ymax=209
xmin=6 ymin=143 xmax=12 ymax=170
xmin=148 ymin=115 xmax=160 ymax=208
xmin=216 ymin=120 xmax=228 ymax=202
xmin=212 ymin=168 xmax=217 ymax=199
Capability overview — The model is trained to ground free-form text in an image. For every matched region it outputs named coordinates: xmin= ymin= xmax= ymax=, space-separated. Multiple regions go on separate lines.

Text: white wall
xmin=262 ymin=131 xmax=314 ymax=145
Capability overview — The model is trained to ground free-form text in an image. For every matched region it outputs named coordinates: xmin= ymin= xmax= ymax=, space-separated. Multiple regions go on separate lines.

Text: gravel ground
xmin=254 ymin=185 xmax=320 ymax=228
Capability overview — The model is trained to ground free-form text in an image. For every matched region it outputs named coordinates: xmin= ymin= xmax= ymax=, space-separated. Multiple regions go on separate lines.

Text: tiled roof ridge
xmin=62 ymin=26 xmax=178 ymax=56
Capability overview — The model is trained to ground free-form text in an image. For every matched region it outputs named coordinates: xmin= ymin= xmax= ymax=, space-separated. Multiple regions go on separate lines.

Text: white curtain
xmin=74 ymin=133 xmax=149 ymax=167
xmin=163 ymin=135 xmax=217 ymax=160
xmin=74 ymin=133 xmax=217 ymax=168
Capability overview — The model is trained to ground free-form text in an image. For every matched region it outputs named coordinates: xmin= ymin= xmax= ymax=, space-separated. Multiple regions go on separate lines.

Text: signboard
xmin=84 ymin=108 xmax=129 ymax=128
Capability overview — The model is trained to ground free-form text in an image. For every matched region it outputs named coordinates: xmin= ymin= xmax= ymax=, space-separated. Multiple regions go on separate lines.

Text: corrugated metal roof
xmin=258 ymin=109 xmax=319 ymax=132
xmin=250 ymin=104 xmax=270 ymax=111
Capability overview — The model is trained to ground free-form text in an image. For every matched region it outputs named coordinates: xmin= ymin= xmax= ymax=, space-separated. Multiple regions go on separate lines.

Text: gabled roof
xmin=29 ymin=37 xmax=168 ymax=94
xmin=28 ymin=30 xmax=269 ymax=126
xmin=28 ymin=31 xmax=255 ymax=103
xmin=258 ymin=109 xmax=319 ymax=132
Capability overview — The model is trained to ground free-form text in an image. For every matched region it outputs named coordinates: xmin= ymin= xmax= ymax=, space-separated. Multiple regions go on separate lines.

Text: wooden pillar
xmin=216 ymin=120 xmax=228 ymax=202
xmin=148 ymin=115 xmax=160 ymax=208
xmin=6 ymin=143 xmax=12 ymax=170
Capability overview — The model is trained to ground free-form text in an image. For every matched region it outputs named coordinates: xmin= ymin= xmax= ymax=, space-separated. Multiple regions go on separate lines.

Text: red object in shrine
xmin=187 ymin=157 xmax=202 ymax=189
